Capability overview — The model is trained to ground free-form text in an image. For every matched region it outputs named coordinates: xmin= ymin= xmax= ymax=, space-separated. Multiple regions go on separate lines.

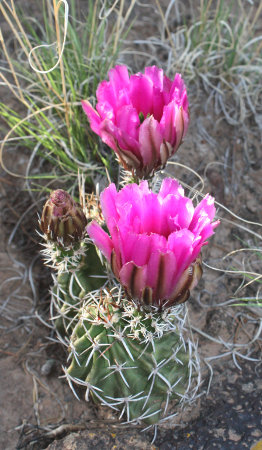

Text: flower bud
xmin=40 ymin=190 xmax=87 ymax=246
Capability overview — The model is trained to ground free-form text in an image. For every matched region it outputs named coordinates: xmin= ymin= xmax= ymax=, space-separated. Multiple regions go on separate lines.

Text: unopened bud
xmin=40 ymin=190 xmax=87 ymax=246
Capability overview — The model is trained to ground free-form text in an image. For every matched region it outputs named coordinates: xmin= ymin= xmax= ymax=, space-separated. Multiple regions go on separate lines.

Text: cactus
xmin=37 ymin=64 xmax=222 ymax=428
xmin=40 ymin=188 xmax=201 ymax=425
xmin=40 ymin=189 xmax=105 ymax=337
xmin=63 ymin=287 xmax=200 ymax=425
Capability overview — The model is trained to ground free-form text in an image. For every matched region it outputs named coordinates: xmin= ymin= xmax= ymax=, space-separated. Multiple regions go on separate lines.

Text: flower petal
xmin=100 ymin=119 xmax=140 ymax=161
xmin=96 ymin=98 xmax=115 ymax=122
xmin=169 ymin=73 xmax=187 ymax=104
xmin=162 ymin=75 xmax=173 ymax=103
xmin=118 ymin=232 xmax=152 ymax=266
xmin=98 ymin=119 xmax=119 ymax=152
xmin=160 ymin=101 xmax=178 ymax=145
xmin=167 ymin=229 xmax=195 ymax=284
xmin=189 ymin=194 xmax=217 ymax=234
xmin=146 ymin=251 xmax=177 ymax=306
xmin=145 ymin=67 xmax=165 ymax=120
xmin=140 ymin=192 xmax=162 ymax=234
xmin=129 ymin=73 xmax=153 ymax=117
xmin=100 ymin=183 xmax=118 ymax=227
xmin=87 ymin=221 xmax=113 ymax=261
xmin=116 ymin=183 xmax=144 ymax=226
xmin=81 ymin=100 xmax=102 ymax=135
xmin=168 ymin=265 xmax=193 ymax=306
xmin=119 ymin=262 xmax=147 ymax=299
xmin=96 ymin=81 xmax=117 ymax=116
xmin=173 ymin=106 xmax=186 ymax=151
xmin=97 ymin=66 xmax=130 ymax=114
xmin=139 ymin=116 xmax=163 ymax=170
xmin=115 ymin=105 xmax=140 ymax=142
xmin=168 ymin=256 xmax=203 ymax=307
xmin=162 ymin=194 xmax=194 ymax=232
xmin=108 ymin=65 xmax=130 ymax=93
xmin=145 ymin=66 xmax=164 ymax=90
xmin=158 ymin=178 xmax=184 ymax=198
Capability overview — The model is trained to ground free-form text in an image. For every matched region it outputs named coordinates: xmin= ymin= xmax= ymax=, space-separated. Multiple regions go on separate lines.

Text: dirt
xmin=0 ymin=1 xmax=262 ymax=449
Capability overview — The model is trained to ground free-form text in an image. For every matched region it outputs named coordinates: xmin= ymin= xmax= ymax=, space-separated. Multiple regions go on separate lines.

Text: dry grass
xmin=0 ymin=0 xmax=137 ymax=191
xmin=125 ymin=0 xmax=262 ymax=128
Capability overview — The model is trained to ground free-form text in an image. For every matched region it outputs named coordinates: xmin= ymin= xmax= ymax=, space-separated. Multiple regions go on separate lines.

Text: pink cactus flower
xmin=82 ymin=65 xmax=189 ymax=178
xmin=88 ymin=178 xmax=219 ymax=310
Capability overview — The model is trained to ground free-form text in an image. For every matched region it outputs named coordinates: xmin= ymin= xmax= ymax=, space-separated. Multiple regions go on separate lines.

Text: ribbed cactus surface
xmin=65 ymin=290 xmax=199 ymax=425
xmin=51 ymin=243 xmax=105 ymax=337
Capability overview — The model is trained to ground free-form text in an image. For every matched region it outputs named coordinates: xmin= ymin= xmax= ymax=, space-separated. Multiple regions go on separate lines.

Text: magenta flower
xmin=82 ymin=65 xmax=189 ymax=178
xmin=88 ymin=178 xmax=219 ymax=310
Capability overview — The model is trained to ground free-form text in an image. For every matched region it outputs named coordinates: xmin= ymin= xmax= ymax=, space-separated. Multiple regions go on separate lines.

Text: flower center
xmin=138 ymin=112 xmax=151 ymax=124
xmin=138 ymin=112 xmax=145 ymax=123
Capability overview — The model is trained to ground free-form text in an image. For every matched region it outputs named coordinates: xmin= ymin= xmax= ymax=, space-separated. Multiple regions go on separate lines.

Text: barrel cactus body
xmin=65 ymin=289 xmax=200 ymax=425
xmin=51 ymin=244 xmax=105 ymax=337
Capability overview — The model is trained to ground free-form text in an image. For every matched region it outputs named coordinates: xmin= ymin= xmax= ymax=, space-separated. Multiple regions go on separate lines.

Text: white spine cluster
xmin=40 ymin=235 xmax=89 ymax=274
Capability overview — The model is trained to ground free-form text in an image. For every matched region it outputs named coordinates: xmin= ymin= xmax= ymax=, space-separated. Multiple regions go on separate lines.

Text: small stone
xmin=255 ymin=380 xmax=262 ymax=390
xmin=251 ymin=430 xmax=262 ymax=438
xmin=227 ymin=373 xmax=238 ymax=383
xmin=214 ymin=428 xmax=225 ymax=438
xmin=41 ymin=359 xmax=57 ymax=376
xmin=234 ymin=405 xmax=243 ymax=411
xmin=246 ymin=197 xmax=258 ymax=213
xmin=228 ymin=429 xmax=242 ymax=442
xmin=242 ymin=382 xmax=254 ymax=393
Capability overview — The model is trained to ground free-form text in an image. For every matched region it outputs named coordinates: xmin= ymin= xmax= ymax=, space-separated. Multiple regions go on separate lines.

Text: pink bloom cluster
xmin=88 ymin=179 xmax=219 ymax=310
xmin=82 ymin=65 xmax=189 ymax=178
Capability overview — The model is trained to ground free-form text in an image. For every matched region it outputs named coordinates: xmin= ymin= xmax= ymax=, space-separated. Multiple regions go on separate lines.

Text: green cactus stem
xmin=64 ymin=287 xmax=200 ymax=425
xmin=51 ymin=244 xmax=106 ymax=337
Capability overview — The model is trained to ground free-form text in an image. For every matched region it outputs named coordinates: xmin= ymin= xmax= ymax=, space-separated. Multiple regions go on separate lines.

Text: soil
xmin=0 ymin=1 xmax=262 ymax=450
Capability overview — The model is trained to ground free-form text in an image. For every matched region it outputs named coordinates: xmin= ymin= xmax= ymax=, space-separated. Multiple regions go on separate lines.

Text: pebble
xmin=242 ymin=382 xmax=254 ymax=393
xmin=41 ymin=359 xmax=57 ymax=376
